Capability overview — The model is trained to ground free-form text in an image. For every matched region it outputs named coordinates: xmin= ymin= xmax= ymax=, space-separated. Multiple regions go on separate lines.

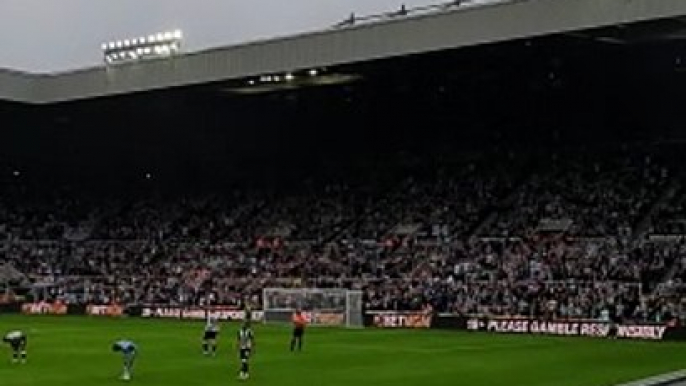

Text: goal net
xmin=262 ymin=288 xmax=364 ymax=328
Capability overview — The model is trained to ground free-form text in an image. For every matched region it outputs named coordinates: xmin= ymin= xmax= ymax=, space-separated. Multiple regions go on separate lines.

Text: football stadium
xmin=3 ymin=0 xmax=686 ymax=385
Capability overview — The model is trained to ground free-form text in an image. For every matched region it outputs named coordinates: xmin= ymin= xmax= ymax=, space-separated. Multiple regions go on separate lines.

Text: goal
xmin=262 ymin=288 xmax=364 ymax=328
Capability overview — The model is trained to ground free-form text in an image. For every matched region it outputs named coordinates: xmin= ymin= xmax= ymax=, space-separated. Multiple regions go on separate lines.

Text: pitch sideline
xmin=615 ymin=370 xmax=686 ymax=386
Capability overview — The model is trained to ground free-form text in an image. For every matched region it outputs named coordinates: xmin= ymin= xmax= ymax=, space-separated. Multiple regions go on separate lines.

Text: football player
xmin=112 ymin=340 xmax=138 ymax=381
xmin=236 ymin=322 xmax=255 ymax=380
xmin=3 ymin=330 xmax=27 ymax=364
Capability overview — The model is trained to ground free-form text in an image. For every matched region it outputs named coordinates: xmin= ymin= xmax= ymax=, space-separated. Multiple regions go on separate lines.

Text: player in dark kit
xmin=202 ymin=317 xmax=220 ymax=356
xmin=3 ymin=330 xmax=28 ymax=364
xmin=236 ymin=322 xmax=255 ymax=380
xmin=244 ymin=304 xmax=253 ymax=323
xmin=290 ymin=309 xmax=306 ymax=352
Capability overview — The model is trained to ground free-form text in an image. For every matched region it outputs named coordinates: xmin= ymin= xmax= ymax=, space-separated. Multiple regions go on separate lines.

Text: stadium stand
xmin=0 ymin=143 xmax=685 ymax=325
xmin=0 ymin=0 xmax=685 ymax=345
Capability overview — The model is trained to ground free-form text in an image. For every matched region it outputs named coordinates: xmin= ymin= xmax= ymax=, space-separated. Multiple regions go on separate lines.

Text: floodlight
xmin=248 ymin=80 xmax=255 ymax=85
xmin=104 ymin=29 xmax=183 ymax=65
xmin=285 ymin=73 xmax=295 ymax=81
xmin=308 ymin=69 xmax=318 ymax=76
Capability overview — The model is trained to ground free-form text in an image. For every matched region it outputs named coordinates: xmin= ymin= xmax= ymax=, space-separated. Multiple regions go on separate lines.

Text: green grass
xmin=0 ymin=315 xmax=685 ymax=386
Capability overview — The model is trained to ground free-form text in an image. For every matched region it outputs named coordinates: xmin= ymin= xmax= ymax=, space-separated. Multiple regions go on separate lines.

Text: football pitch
xmin=1 ymin=316 xmax=686 ymax=386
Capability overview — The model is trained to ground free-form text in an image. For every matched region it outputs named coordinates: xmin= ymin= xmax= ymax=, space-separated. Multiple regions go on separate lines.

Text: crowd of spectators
xmin=648 ymin=184 xmax=686 ymax=236
xmin=483 ymin=154 xmax=669 ymax=238
xmin=1 ymin=150 xmax=686 ymax=324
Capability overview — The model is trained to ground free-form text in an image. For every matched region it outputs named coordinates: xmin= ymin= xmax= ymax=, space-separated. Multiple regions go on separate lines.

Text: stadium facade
xmin=4 ymin=3 xmax=686 ymax=385
xmin=1 ymin=0 xmax=686 ymax=104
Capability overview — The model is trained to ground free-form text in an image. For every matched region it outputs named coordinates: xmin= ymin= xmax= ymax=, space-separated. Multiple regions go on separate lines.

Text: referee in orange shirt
xmin=290 ymin=309 xmax=307 ymax=352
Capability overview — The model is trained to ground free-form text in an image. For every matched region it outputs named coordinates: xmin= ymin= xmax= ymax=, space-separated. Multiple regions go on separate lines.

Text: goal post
xmin=262 ymin=288 xmax=364 ymax=328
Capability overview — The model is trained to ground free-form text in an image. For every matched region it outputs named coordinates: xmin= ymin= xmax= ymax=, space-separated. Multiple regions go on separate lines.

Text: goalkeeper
xmin=290 ymin=309 xmax=307 ymax=352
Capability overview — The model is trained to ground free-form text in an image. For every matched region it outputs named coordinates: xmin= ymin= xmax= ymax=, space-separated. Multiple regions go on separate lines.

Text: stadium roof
xmin=1 ymin=0 xmax=686 ymax=104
